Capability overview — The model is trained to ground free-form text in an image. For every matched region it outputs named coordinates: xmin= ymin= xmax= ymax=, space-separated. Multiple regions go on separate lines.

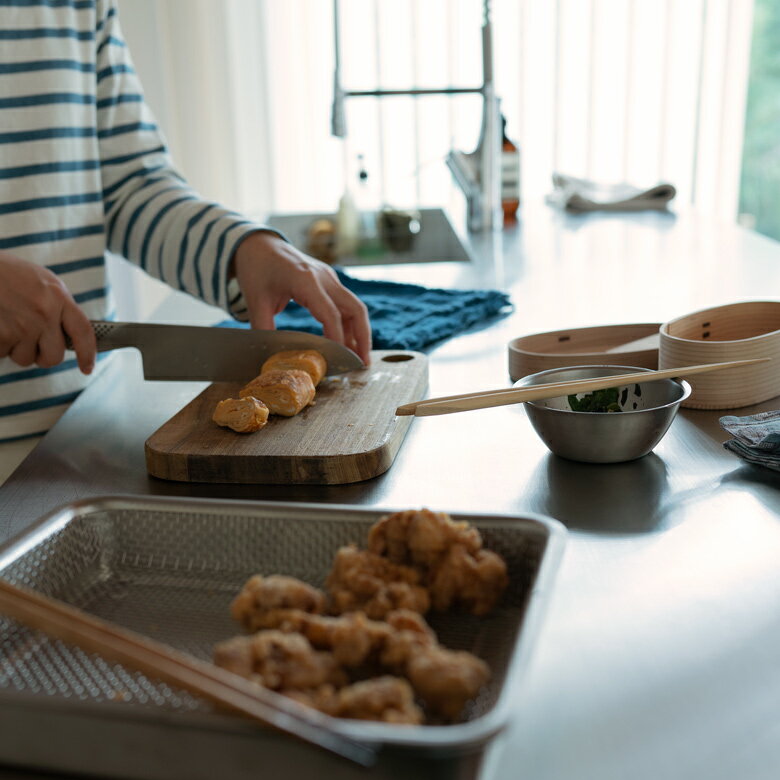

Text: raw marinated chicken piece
xmin=239 ymin=369 xmax=315 ymax=416
xmin=326 ymin=544 xmax=431 ymax=619
xmin=427 ymin=545 xmax=509 ymax=616
xmin=212 ymin=397 xmax=269 ymax=433
xmin=230 ymin=574 xmax=326 ymax=632
xmin=367 ymin=509 xmax=508 ymax=615
xmin=261 ymin=350 xmax=327 ymax=386
xmin=404 ymin=645 xmax=490 ymax=721
xmin=213 ymin=630 xmax=346 ymax=690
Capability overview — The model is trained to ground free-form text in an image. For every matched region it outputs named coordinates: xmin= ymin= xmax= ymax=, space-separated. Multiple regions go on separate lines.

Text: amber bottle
xmin=501 ymin=116 xmax=520 ymax=225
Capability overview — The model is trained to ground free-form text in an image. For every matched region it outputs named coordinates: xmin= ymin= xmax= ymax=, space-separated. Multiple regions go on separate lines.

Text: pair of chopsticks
xmin=396 ymin=358 xmax=770 ymax=417
xmin=0 ymin=578 xmax=375 ymax=768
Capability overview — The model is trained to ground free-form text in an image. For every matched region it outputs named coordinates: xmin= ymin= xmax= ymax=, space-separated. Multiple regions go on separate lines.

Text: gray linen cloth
xmin=719 ymin=410 xmax=780 ymax=473
xmin=546 ymin=173 xmax=676 ymax=212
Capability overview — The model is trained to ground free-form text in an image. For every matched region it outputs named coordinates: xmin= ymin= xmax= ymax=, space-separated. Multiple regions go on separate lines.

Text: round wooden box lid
xmin=508 ymin=323 xmax=660 ymax=383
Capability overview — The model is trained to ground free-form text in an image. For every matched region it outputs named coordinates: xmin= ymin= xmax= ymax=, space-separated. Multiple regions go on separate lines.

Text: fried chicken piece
xmin=379 ymin=610 xmax=437 ymax=668
xmin=378 ymin=611 xmax=489 ymax=721
xmin=367 ymin=508 xmax=482 ymax=568
xmin=367 ymin=509 xmax=508 ymax=616
xmin=283 ymin=677 xmax=423 ymax=724
xmin=282 ymin=684 xmax=341 ymax=714
xmin=219 ymin=605 xmax=489 ymax=722
xmin=230 ymin=574 xmax=326 ymax=632
xmin=427 ymin=545 xmax=509 ymax=615
xmin=212 ymin=397 xmax=269 ymax=433
xmin=404 ymin=646 xmax=490 ymax=721
xmin=254 ymin=609 xmax=391 ymax=666
xmin=331 ymin=677 xmax=423 ymax=724
xmin=384 ymin=609 xmax=434 ymax=637
xmin=255 ymin=608 xmax=433 ymax=669
xmin=261 ymin=350 xmax=327 ymax=386
xmin=326 ymin=544 xmax=431 ymax=619
xmin=302 ymin=611 xmax=390 ymax=666
xmin=213 ymin=630 xmax=346 ymax=691
xmin=239 ymin=369 xmax=315 ymax=416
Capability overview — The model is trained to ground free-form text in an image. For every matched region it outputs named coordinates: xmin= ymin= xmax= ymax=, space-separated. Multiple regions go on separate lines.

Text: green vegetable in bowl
xmin=567 ymin=387 xmax=622 ymax=413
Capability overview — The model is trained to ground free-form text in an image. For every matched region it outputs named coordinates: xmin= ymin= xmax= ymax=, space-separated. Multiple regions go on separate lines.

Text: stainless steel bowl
xmin=516 ymin=365 xmax=691 ymax=463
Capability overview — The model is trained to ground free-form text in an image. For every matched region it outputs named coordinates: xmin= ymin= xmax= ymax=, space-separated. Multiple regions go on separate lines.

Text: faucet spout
xmin=446 ymin=150 xmax=481 ymax=232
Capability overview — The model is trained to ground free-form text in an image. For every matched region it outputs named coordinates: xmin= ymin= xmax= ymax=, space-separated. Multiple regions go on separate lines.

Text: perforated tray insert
xmin=0 ymin=499 xmax=552 ymax=726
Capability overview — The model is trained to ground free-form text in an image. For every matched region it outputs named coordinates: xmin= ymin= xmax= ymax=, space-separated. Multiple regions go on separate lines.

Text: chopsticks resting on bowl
xmin=396 ymin=358 xmax=770 ymax=418
xmin=0 ymin=578 xmax=375 ymax=768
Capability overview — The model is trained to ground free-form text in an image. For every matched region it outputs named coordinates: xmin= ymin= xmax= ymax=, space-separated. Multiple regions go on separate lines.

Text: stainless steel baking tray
xmin=0 ymin=496 xmax=565 ymax=780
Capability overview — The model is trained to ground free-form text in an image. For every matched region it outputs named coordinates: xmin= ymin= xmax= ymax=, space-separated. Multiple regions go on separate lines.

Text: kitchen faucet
xmin=330 ymin=0 xmax=502 ymax=233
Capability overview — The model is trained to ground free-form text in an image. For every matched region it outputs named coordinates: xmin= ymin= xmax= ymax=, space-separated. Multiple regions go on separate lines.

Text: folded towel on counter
xmin=719 ymin=410 xmax=780 ymax=473
xmin=218 ymin=269 xmax=512 ymax=352
xmin=546 ymin=173 xmax=676 ymax=212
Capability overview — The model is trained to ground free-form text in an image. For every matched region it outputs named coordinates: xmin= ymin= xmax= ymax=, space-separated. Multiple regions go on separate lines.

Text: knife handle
xmin=64 ymin=321 xmax=140 ymax=353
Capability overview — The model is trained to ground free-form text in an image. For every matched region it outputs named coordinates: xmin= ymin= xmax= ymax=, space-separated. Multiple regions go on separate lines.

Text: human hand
xmin=0 ymin=251 xmax=96 ymax=374
xmin=231 ymin=232 xmax=372 ymax=365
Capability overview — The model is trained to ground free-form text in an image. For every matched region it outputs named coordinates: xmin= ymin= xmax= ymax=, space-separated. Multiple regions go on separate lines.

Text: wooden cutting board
xmin=145 ymin=350 xmax=428 ymax=484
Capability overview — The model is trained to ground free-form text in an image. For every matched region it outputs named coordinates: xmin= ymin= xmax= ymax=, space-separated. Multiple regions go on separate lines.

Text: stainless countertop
xmin=1 ymin=204 xmax=779 ymax=780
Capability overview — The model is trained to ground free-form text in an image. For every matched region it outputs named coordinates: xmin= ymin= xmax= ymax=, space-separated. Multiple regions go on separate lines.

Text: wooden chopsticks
xmin=395 ymin=358 xmax=770 ymax=418
xmin=0 ymin=578 xmax=375 ymax=768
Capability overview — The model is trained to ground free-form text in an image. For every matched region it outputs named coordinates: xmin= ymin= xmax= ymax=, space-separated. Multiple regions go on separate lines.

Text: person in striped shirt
xmin=0 ymin=0 xmax=371 ymax=455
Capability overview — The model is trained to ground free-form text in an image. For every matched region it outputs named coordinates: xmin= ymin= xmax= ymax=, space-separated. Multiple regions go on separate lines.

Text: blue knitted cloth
xmin=218 ymin=269 xmax=512 ymax=351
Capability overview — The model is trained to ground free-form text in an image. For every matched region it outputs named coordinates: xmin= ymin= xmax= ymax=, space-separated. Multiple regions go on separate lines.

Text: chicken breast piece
xmin=261 ymin=350 xmax=327 ymax=386
xmin=212 ymin=397 xmax=269 ymax=433
xmin=239 ymin=369 xmax=316 ymax=416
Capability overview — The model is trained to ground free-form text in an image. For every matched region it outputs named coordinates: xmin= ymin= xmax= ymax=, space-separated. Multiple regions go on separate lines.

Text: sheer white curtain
xmin=120 ymin=0 xmax=753 ymax=223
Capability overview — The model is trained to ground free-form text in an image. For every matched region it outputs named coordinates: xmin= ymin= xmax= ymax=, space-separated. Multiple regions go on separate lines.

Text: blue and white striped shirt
xmin=0 ymin=0 xmax=262 ymax=441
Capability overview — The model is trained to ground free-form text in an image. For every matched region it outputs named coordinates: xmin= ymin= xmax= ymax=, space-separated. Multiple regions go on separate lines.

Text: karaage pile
xmin=213 ymin=508 xmax=508 ymax=725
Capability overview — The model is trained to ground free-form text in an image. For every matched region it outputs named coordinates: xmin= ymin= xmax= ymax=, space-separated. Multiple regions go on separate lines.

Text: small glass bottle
xmin=500 ymin=115 xmax=521 ymax=225
xmin=354 ymin=154 xmax=383 ymax=259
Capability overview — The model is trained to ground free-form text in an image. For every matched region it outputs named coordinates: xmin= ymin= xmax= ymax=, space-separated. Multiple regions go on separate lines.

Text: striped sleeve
xmin=94 ymin=0 xmax=263 ymax=313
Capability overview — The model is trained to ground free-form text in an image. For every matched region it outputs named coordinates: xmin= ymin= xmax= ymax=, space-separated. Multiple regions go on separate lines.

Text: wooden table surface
xmin=0 ymin=205 xmax=779 ymax=780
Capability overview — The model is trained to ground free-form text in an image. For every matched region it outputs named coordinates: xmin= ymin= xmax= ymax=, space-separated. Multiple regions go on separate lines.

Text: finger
xmin=9 ymin=338 xmax=38 ymax=367
xmin=347 ymin=306 xmax=371 ymax=365
xmin=342 ymin=315 xmax=366 ymax=365
xmin=328 ymin=288 xmax=371 ymax=364
xmin=246 ymin=298 xmax=278 ymax=331
xmin=36 ymin=325 xmax=67 ymax=368
xmin=61 ymin=300 xmax=96 ymax=374
xmin=293 ymin=284 xmax=345 ymax=345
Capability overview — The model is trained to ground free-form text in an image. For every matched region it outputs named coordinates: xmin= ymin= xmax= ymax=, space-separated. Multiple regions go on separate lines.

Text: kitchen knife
xmin=71 ymin=321 xmax=364 ymax=381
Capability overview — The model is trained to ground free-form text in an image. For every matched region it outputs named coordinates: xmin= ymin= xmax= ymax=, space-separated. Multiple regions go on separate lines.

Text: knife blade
xmin=76 ymin=321 xmax=364 ymax=381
